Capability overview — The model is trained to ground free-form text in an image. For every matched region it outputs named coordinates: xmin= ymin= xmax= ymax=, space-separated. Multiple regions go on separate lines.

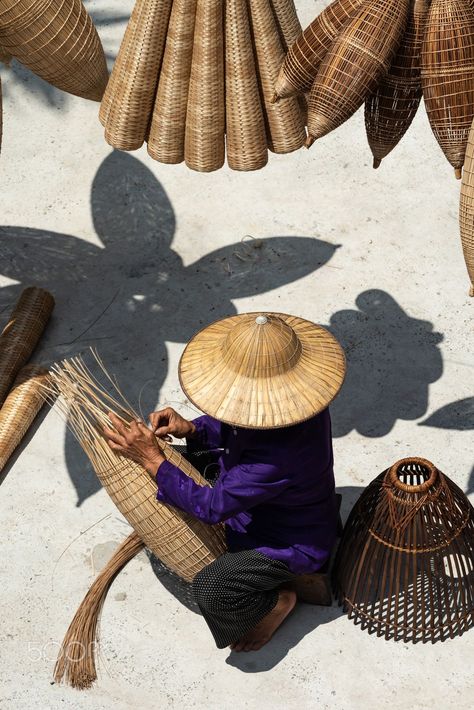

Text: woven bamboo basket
xmin=0 ymin=0 xmax=107 ymax=101
xmin=100 ymin=0 xmax=173 ymax=151
xmin=0 ymin=364 xmax=49 ymax=472
xmin=147 ymin=0 xmax=198 ymax=164
xmin=334 ymin=457 xmax=474 ymax=642
xmin=184 ymin=0 xmax=225 ymax=172
xmin=459 ymin=120 xmax=474 ymax=296
xmin=421 ymin=0 xmax=474 ymax=178
xmin=0 ymin=287 xmax=54 ymax=406
xmin=365 ymin=0 xmax=428 ymax=168
xmin=249 ymin=0 xmax=305 ymax=154
xmin=225 ymin=0 xmax=268 ymax=170
xmin=306 ymin=0 xmax=409 ymax=144
xmin=274 ymin=0 xmax=364 ymax=101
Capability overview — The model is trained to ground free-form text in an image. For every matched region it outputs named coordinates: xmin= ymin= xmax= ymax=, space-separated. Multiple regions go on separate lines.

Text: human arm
xmin=149 ymin=408 xmax=222 ymax=450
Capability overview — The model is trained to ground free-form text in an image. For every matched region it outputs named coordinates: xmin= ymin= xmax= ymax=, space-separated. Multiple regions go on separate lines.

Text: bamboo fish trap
xmin=0 ymin=0 xmax=108 ymax=101
xmin=0 ymin=365 xmax=50 ymax=473
xmin=421 ymin=0 xmax=474 ymax=179
xmin=333 ymin=457 xmax=474 ymax=643
xmin=459 ymin=120 xmax=474 ymax=296
xmin=365 ymin=0 xmax=428 ymax=168
xmin=0 ymin=287 xmax=54 ymax=406
xmin=100 ymin=0 xmax=306 ymax=171
xmin=46 ymin=352 xmax=226 ymax=688
xmin=306 ymin=0 xmax=410 ymax=144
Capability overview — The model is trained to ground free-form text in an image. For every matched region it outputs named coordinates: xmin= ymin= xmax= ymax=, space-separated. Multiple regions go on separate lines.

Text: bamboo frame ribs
xmin=333 ymin=458 xmax=474 ymax=643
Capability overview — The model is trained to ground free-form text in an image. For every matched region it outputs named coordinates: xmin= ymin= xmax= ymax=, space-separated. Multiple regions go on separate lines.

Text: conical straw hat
xmin=179 ymin=312 xmax=346 ymax=429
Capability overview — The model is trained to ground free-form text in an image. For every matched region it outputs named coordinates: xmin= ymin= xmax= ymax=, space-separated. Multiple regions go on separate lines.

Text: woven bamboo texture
xmin=306 ymin=0 xmax=409 ymax=144
xmin=249 ymin=0 xmax=305 ymax=154
xmin=459 ymin=120 xmax=474 ymax=295
xmin=365 ymin=0 xmax=428 ymax=168
xmin=334 ymin=458 xmax=474 ymax=642
xmin=0 ymin=365 xmax=49 ymax=472
xmin=147 ymin=0 xmax=198 ymax=164
xmin=274 ymin=0 xmax=364 ymax=101
xmin=100 ymin=0 xmax=173 ymax=150
xmin=0 ymin=0 xmax=107 ymax=101
xmin=269 ymin=0 xmax=302 ymax=51
xmin=46 ymin=354 xmax=226 ymax=583
xmin=184 ymin=0 xmax=225 ymax=172
xmin=421 ymin=0 xmax=474 ymax=178
xmin=0 ymin=287 xmax=54 ymax=406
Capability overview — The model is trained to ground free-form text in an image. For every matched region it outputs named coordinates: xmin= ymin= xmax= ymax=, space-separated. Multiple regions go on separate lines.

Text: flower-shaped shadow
xmin=0 ymin=150 xmax=339 ymax=504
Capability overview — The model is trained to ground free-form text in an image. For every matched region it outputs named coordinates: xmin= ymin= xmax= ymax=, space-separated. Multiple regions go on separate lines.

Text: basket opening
xmin=389 ymin=458 xmax=438 ymax=492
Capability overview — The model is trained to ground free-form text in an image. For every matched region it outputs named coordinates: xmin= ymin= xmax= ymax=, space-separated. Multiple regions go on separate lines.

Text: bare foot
xmin=230 ymin=589 xmax=297 ymax=652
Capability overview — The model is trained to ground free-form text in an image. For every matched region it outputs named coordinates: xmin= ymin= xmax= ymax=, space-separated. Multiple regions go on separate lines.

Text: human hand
xmin=103 ymin=412 xmax=166 ymax=477
xmin=148 ymin=407 xmax=196 ymax=440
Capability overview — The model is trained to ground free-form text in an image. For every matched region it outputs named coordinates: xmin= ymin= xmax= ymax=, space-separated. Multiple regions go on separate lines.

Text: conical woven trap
xmin=459 ymin=119 xmax=474 ymax=297
xmin=100 ymin=0 xmax=306 ymax=171
xmin=333 ymin=457 xmax=474 ymax=642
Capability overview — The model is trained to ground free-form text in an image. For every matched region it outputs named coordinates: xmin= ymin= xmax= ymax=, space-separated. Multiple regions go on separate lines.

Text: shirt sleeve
xmin=155 ymin=460 xmax=290 ymax=525
xmin=186 ymin=415 xmax=222 ymax=453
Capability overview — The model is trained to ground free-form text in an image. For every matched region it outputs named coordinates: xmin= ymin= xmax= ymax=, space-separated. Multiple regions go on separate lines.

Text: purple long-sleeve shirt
xmin=155 ymin=410 xmax=338 ymax=574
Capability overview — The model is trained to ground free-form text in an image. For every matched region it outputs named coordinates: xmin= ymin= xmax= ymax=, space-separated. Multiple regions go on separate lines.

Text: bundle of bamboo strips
xmin=100 ymin=0 xmax=306 ymax=171
xmin=0 ymin=287 xmax=54 ymax=405
xmin=0 ymin=365 xmax=50 ymax=472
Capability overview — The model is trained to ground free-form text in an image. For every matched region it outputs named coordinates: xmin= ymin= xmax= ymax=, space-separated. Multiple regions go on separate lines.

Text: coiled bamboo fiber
xmin=0 ymin=287 xmax=54 ymax=406
xmin=421 ymin=0 xmax=474 ymax=178
xmin=459 ymin=120 xmax=474 ymax=295
xmin=249 ymin=0 xmax=305 ymax=154
xmin=306 ymin=0 xmax=409 ymax=144
xmin=365 ymin=0 xmax=428 ymax=168
xmin=45 ymin=355 xmax=227 ymax=584
xmin=334 ymin=458 xmax=474 ymax=643
xmin=225 ymin=0 xmax=268 ymax=170
xmin=0 ymin=365 xmax=49 ymax=472
xmin=0 ymin=0 xmax=107 ymax=101
xmin=100 ymin=0 xmax=173 ymax=151
xmin=274 ymin=0 xmax=364 ymax=101
xmin=184 ymin=0 xmax=225 ymax=172
xmin=147 ymin=0 xmax=198 ymax=164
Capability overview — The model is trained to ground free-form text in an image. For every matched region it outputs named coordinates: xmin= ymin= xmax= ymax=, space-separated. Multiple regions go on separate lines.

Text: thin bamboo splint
xmin=306 ymin=0 xmax=410 ymax=144
xmin=225 ymin=0 xmax=268 ymax=170
xmin=147 ymin=0 xmax=198 ymax=164
xmin=333 ymin=458 xmax=474 ymax=642
xmin=0 ymin=287 xmax=54 ymax=406
xmin=459 ymin=119 xmax=474 ymax=295
xmin=249 ymin=0 xmax=305 ymax=154
xmin=0 ymin=0 xmax=107 ymax=101
xmin=421 ymin=0 xmax=474 ymax=178
xmin=274 ymin=0 xmax=364 ymax=101
xmin=0 ymin=364 xmax=49 ymax=472
xmin=365 ymin=0 xmax=428 ymax=168
xmin=100 ymin=0 xmax=173 ymax=150
xmin=184 ymin=0 xmax=225 ymax=172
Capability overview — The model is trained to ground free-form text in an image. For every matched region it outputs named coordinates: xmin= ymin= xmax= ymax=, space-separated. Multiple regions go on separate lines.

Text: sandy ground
xmin=0 ymin=1 xmax=473 ymax=708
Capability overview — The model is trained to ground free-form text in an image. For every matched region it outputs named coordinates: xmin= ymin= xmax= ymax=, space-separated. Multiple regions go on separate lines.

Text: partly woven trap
xmin=45 ymin=352 xmax=227 ymax=687
xmin=459 ymin=121 xmax=474 ymax=296
xmin=100 ymin=0 xmax=306 ymax=171
xmin=333 ymin=457 xmax=474 ymax=643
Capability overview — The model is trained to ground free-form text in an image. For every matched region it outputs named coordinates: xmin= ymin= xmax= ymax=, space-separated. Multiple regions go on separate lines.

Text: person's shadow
xmin=0 ymin=150 xmax=340 ymax=504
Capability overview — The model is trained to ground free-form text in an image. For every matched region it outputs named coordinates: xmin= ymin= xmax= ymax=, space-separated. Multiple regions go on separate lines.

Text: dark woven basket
xmin=333 ymin=457 xmax=474 ymax=643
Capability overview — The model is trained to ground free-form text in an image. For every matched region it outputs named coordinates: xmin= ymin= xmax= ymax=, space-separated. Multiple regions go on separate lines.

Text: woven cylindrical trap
xmin=307 ymin=0 xmax=409 ymax=144
xmin=225 ymin=0 xmax=268 ymax=171
xmin=0 ymin=0 xmax=108 ymax=101
xmin=459 ymin=119 xmax=474 ymax=296
xmin=101 ymin=0 xmax=173 ymax=151
xmin=365 ymin=0 xmax=428 ymax=168
xmin=0 ymin=287 xmax=54 ymax=406
xmin=274 ymin=0 xmax=364 ymax=101
xmin=421 ymin=0 xmax=474 ymax=178
xmin=334 ymin=457 xmax=474 ymax=643
xmin=147 ymin=0 xmax=198 ymax=165
xmin=0 ymin=364 xmax=49 ymax=472
xmin=248 ymin=0 xmax=305 ymax=154
xmin=184 ymin=0 xmax=225 ymax=172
